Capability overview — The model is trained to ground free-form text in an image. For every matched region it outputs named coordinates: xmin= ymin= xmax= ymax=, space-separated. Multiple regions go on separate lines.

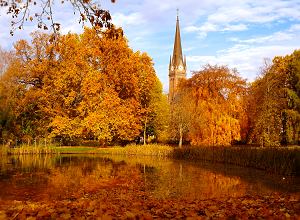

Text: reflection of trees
xmin=144 ymin=162 xmax=245 ymax=200
xmin=0 ymin=155 xmax=57 ymax=172
xmin=0 ymin=155 xmax=299 ymax=202
xmin=106 ymin=155 xmax=246 ymax=199
xmin=195 ymin=161 xmax=300 ymax=194
xmin=0 ymin=155 xmax=144 ymax=201
xmin=137 ymin=164 xmax=160 ymax=192
xmin=46 ymin=160 xmax=142 ymax=200
xmin=104 ymin=155 xmax=299 ymax=199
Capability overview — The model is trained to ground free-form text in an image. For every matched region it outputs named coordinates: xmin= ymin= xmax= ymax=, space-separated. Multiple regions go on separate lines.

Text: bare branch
xmin=0 ymin=0 xmax=114 ymax=36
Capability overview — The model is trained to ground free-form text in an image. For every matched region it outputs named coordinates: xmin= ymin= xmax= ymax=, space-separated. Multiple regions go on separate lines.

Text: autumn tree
xmin=248 ymin=59 xmax=287 ymax=146
xmin=0 ymin=47 xmax=13 ymax=75
xmin=0 ymin=47 xmax=14 ymax=142
xmin=0 ymin=61 xmax=21 ymax=142
xmin=173 ymin=65 xmax=247 ymax=146
xmin=0 ymin=27 xmax=161 ymax=145
xmin=169 ymin=81 xmax=192 ymax=148
xmin=248 ymin=50 xmax=300 ymax=146
xmin=0 ymin=33 xmax=57 ymax=143
xmin=285 ymin=50 xmax=300 ymax=144
xmin=140 ymin=78 xmax=170 ymax=144
xmin=148 ymin=81 xmax=170 ymax=143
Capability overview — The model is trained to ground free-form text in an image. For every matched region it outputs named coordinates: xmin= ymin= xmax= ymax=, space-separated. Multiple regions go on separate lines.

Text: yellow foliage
xmin=0 ymin=28 xmax=160 ymax=144
xmin=173 ymin=65 xmax=247 ymax=146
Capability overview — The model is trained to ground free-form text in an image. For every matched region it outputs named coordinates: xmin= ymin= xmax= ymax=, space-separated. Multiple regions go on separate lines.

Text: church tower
xmin=169 ymin=11 xmax=187 ymax=103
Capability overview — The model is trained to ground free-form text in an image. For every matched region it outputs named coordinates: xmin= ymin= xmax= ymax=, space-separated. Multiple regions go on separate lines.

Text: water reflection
xmin=0 ymin=154 xmax=299 ymax=202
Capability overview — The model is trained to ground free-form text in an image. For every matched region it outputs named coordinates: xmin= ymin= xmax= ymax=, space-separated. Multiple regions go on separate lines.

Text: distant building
xmin=169 ymin=12 xmax=187 ymax=103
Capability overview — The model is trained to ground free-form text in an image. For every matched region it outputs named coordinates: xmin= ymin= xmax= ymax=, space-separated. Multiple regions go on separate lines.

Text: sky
xmin=0 ymin=0 xmax=300 ymax=92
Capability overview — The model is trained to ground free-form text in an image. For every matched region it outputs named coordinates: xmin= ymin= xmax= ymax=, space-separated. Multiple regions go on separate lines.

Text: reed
xmin=172 ymin=146 xmax=300 ymax=176
xmin=7 ymin=144 xmax=58 ymax=155
xmin=0 ymin=145 xmax=9 ymax=155
xmin=93 ymin=144 xmax=174 ymax=157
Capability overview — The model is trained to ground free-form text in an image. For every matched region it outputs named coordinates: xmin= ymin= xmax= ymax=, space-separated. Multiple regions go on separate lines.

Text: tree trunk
xmin=179 ymin=163 xmax=182 ymax=180
xmin=144 ymin=118 xmax=147 ymax=145
xmin=281 ymin=111 xmax=287 ymax=145
xmin=179 ymin=123 xmax=183 ymax=148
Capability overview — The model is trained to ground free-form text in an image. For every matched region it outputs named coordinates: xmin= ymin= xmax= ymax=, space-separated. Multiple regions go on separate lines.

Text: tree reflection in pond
xmin=0 ymin=154 xmax=299 ymax=202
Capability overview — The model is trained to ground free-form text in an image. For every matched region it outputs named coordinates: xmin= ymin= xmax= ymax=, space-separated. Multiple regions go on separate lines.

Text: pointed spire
xmin=169 ymin=9 xmax=187 ymax=103
xmin=172 ymin=9 xmax=184 ymax=68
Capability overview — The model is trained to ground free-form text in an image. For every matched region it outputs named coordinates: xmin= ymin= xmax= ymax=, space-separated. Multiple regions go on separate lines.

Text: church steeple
xmin=169 ymin=10 xmax=186 ymax=102
xmin=171 ymin=13 xmax=184 ymax=68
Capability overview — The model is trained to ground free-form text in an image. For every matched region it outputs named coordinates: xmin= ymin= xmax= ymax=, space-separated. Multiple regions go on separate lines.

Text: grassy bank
xmin=55 ymin=146 xmax=97 ymax=154
xmin=173 ymin=146 xmax=300 ymax=176
xmin=2 ymin=144 xmax=300 ymax=176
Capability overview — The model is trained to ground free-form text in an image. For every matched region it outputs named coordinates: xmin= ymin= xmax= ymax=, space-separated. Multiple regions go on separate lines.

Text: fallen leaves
xmin=1 ymin=189 xmax=299 ymax=219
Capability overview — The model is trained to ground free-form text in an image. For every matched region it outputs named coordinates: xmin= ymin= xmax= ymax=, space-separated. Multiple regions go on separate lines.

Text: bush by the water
xmin=173 ymin=146 xmax=300 ymax=176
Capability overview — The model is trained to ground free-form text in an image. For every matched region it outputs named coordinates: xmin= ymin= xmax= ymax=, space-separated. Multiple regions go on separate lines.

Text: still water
xmin=0 ymin=154 xmax=299 ymax=201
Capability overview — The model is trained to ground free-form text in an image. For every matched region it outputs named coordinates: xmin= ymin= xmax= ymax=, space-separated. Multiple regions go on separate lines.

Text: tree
xmin=168 ymin=79 xmax=193 ymax=148
xmin=0 ymin=47 xmax=13 ymax=75
xmin=0 ymin=27 xmax=161 ymax=145
xmin=248 ymin=50 xmax=300 ymax=146
xmin=285 ymin=50 xmax=300 ymax=144
xmin=0 ymin=60 xmax=22 ymax=142
xmin=250 ymin=58 xmax=288 ymax=146
xmin=0 ymin=0 xmax=115 ymax=35
xmin=172 ymin=65 xmax=247 ymax=146
xmin=140 ymin=78 xmax=170 ymax=144
xmin=0 ymin=47 xmax=15 ymax=142
xmin=0 ymin=33 xmax=56 ymax=141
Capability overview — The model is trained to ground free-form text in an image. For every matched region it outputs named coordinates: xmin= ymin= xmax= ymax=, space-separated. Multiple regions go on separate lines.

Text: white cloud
xmin=207 ymin=1 xmax=300 ymax=25
xmin=182 ymin=0 xmax=300 ymax=39
xmin=229 ymin=22 xmax=300 ymax=44
xmin=222 ymin=24 xmax=248 ymax=31
xmin=112 ymin=12 xmax=146 ymax=28
xmin=187 ymin=55 xmax=217 ymax=63
xmin=184 ymin=25 xmax=200 ymax=33
xmin=289 ymin=24 xmax=300 ymax=32
xmin=183 ymin=22 xmax=248 ymax=33
xmin=187 ymin=44 xmax=298 ymax=81
xmin=60 ymin=22 xmax=85 ymax=35
xmin=184 ymin=22 xmax=248 ymax=38
xmin=199 ymin=22 xmax=218 ymax=32
xmin=231 ymin=32 xmax=294 ymax=44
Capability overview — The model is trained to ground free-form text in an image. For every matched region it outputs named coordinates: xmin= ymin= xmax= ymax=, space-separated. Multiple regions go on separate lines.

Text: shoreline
xmin=1 ymin=144 xmax=300 ymax=176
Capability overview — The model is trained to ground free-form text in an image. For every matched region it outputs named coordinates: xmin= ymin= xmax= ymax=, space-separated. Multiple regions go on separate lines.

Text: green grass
xmin=172 ymin=146 xmax=300 ymax=176
xmin=55 ymin=146 xmax=97 ymax=154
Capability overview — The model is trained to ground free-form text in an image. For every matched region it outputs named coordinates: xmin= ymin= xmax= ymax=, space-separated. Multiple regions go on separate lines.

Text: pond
xmin=0 ymin=154 xmax=299 ymax=202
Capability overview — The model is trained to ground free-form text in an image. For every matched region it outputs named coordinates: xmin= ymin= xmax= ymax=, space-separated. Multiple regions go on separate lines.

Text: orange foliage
xmin=247 ymin=51 xmax=300 ymax=146
xmin=175 ymin=65 xmax=247 ymax=146
xmin=1 ymin=28 xmax=159 ymax=144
